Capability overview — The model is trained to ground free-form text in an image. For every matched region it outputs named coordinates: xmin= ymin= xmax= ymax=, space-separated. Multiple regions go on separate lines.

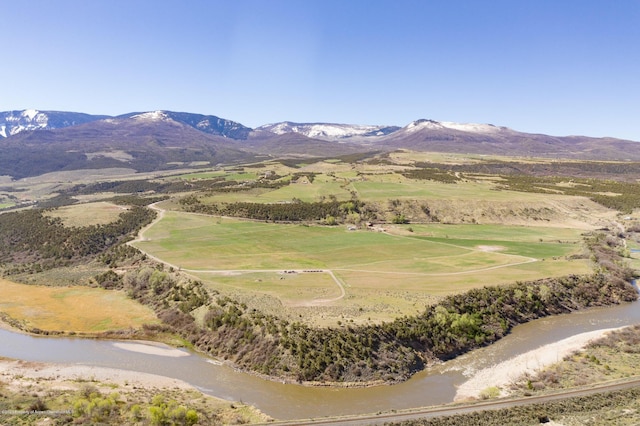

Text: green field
xmin=137 ymin=212 xmax=563 ymax=272
xmin=134 ymin=210 xmax=591 ymax=324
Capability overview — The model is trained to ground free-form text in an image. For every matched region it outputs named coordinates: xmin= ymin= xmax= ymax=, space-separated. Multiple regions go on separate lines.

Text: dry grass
xmin=191 ymin=271 xmax=341 ymax=306
xmin=44 ymin=201 xmax=128 ymax=227
xmin=0 ymin=278 xmax=159 ymax=333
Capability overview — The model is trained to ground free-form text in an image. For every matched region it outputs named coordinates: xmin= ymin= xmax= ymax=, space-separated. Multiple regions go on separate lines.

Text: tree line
xmin=179 ymin=196 xmax=365 ymax=223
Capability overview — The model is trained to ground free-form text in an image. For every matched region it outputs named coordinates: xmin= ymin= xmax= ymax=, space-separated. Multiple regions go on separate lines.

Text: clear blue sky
xmin=3 ymin=0 xmax=640 ymax=140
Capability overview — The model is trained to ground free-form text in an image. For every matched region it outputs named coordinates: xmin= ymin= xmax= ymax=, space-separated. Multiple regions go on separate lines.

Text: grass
xmin=173 ymin=169 xmax=261 ymax=181
xmin=136 ymin=211 xmax=584 ymax=271
xmin=191 ymin=271 xmax=342 ymax=306
xmin=197 ymin=174 xmax=354 ymax=204
xmin=394 ymin=223 xmax=585 ymax=242
xmin=136 ymin=212 xmax=518 ymax=271
xmin=0 ymin=278 xmax=159 ymax=333
xmin=133 ymin=210 xmax=591 ymax=323
xmin=136 ymin=162 xmax=613 ymax=324
xmin=44 ymin=201 xmax=127 ymax=227
xmin=350 ymin=176 xmax=577 ymax=202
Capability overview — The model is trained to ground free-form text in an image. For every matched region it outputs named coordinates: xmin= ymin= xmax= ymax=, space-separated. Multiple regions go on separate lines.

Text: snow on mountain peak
xmin=0 ymin=109 xmax=49 ymax=136
xmin=131 ymin=111 xmax=170 ymax=121
xmin=405 ymin=119 xmax=499 ymax=134
xmin=22 ymin=109 xmax=40 ymax=120
xmin=406 ymin=119 xmax=443 ymax=132
xmin=440 ymin=122 xmax=498 ymax=133
xmin=259 ymin=122 xmax=397 ymax=139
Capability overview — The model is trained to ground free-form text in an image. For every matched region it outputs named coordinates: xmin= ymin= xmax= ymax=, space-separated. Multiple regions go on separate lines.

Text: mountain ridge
xmin=2 ymin=108 xmax=638 ymax=145
xmin=1 ymin=109 xmax=639 ymax=179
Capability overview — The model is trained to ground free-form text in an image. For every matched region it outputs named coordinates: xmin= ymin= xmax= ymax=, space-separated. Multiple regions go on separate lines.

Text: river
xmin=1 ymin=298 xmax=639 ymax=420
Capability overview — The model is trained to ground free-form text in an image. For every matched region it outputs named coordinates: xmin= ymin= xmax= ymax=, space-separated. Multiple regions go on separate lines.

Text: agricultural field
xmin=134 ymin=207 xmax=591 ymax=324
xmin=0 ymin=278 xmax=159 ymax=333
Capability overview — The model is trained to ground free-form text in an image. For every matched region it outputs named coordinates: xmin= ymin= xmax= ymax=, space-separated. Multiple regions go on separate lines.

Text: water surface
xmin=1 ymin=299 xmax=639 ymax=419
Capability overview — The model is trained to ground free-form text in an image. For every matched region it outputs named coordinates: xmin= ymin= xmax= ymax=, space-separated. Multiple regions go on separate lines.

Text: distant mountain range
xmin=0 ymin=110 xmax=250 ymax=139
xmin=1 ymin=109 xmax=639 ymax=179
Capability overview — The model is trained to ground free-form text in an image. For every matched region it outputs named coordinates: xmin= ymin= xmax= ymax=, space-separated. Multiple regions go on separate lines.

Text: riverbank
xmin=0 ymin=357 xmax=271 ymax=424
xmin=0 ymin=357 xmax=193 ymax=390
xmin=454 ymin=326 xmax=625 ymax=401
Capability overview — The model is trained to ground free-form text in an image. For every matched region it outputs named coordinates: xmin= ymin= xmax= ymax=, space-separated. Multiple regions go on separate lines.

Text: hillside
xmin=2 ymin=109 xmax=640 ymax=180
xmin=0 ymin=113 xmax=257 ymax=179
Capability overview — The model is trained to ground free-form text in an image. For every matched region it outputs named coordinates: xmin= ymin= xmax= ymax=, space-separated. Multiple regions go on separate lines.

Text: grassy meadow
xmin=44 ymin=201 xmax=128 ymax=227
xmin=0 ymin=278 xmax=158 ymax=333
xmin=134 ymin=209 xmax=591 ymax=324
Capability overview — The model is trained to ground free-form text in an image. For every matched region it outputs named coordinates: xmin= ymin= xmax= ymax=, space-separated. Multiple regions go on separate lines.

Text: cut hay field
xmin=0 ymin=278 xmax=158 ymax=333
xmin=133 ymin=210 xmax=591 ymax=324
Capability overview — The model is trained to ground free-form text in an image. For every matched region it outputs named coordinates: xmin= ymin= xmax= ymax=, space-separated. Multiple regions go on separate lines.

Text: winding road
xmin=131 ymin=203 xmax=347 ymax=305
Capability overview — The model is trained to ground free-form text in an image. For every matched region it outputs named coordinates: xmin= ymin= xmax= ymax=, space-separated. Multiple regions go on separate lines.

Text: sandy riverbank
xmin=0 ymin=357 xmax=272 ymax=424
xmin=0 ymin=358 xmax=193 ymax=391
xmin=454 ymin=326 xmax=624 ymax=401
xmin=112 ymin=341 xmax=191 ymax=357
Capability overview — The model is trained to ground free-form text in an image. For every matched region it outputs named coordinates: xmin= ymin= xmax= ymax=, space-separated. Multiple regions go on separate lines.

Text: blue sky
xmin=3 ymin=0 xmax=640 ymax=140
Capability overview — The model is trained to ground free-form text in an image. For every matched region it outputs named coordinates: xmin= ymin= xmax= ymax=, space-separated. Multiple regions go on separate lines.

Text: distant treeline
xmin=410 ymin=159 xmax=640 ymax=181
xmin=179 ymin=196 xmax=365 ymax=222
xmin=402 ymin=161 xmax=640 ymax=213
xmin=494 ymin=175 xmax=640 ymax=214
xmin=276 ymin=151 xmax=381 ymax=169
xmin=401 ymin=168 xmax=461 ymax=184
xmin=67 ymin=175 xmax=288 ymax=197
xmin=95 ymin=229 xmax=637 ymax=384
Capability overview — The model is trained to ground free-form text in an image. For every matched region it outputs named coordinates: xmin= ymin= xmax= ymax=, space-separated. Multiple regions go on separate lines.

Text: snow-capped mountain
xmin=117 ymin=111 xmax=252 ymax=139
xmin=0 ymin=109 xmax=251 ymax=140
xmin=2 ymin=108 xmax=639 ymax=180
xmin=403 ymin=119 xmax=505 ymax=134
xmin=0 ymin=109 xmax=107 ymax=137
xmin=257 ymin=121 xmax=400 ymax=140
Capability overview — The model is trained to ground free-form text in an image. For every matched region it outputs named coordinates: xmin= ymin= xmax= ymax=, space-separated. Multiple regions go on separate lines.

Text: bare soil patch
xmin=475 ymin=245 xmax=506 ymax=252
